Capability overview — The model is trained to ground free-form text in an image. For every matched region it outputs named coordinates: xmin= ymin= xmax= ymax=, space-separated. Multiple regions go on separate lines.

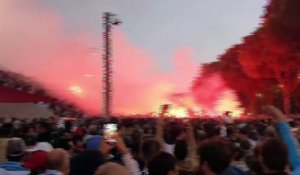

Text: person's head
xmin=164 ymin=123 xmax=183 ymax=144
xmin=265 ymin=126 xmax=277 ymax=138
xmin=46 ymin=148 xmax=70 ymax=175
xmin=148 ymin=152 xmax=178 ymax=175
xmin=24 ymin=134 xmax=37 ymax=147
xmin=88 ymin=124 xmax=98 ymax=135
xmin=73 ymin=136 xmax=84 ymax=153
xmin=94 ymin=162 xmax=130 ymax=175
xmin=232 ymin=147 xmax=245 ymax=161
xmin=245 ymin=155 xmax=263 ymax=175
xmin=259 ymin=138 xmax=288 ymax=173
xmin=203 ymin=122 xmax=219 ymax=138
xmin=6 ymin=138 xmax=26 ymax=161
xmin=248 ymin=131 xmax=259 ymax=141
xmin=174 ymin=140 xmax=188 ymax=161
xmin=54 ymin=138 xmax=74 ymax=154
xmin=23 ymin=125 xmax=36 ymax=137
xmin=198 ymin=137 xmax=232 ymax=175
xmin=239 ymin=139 xmax=251 ymax=151
xmin=23 ymin=151 xmax=48 ymax=174
xmin=70 ymin=150 xmax=105 ymax=175
xmin=36 ymin=121 xmax=51 ymax=134
xmin=226 ymin=126 xmax=234 ymax=138
xmin=140 ymin=138 xmax=161 ymax=164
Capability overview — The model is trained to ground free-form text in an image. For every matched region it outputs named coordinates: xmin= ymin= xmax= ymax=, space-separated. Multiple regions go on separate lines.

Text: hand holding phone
xmin=104 ymin=123 xmax=117 ymax=144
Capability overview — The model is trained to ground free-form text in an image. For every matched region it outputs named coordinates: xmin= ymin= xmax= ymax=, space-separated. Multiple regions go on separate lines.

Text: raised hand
xmin=114 ymin=133 xmax=129 ymax=155
xmin=100 ymin=138 xmax=115 ymax=156
xmin=263 ymin=105 xmax=287 ymax=122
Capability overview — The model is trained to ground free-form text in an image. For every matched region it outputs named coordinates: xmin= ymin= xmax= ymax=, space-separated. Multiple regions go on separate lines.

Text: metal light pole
xmin=102 ymin=12 xmax=121 ymax=118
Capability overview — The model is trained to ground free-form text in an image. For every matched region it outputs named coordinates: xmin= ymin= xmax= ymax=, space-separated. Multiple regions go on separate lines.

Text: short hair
xmin=260 ymin=138 xmax=288 ymax=171
xmin=88 ymin=124 xmax=98 ymax=135
xmin=24 ymin=135 xmax=37 ymax=147
xmin=198 ymin=137 xmax=232 ymax=174
xmin=94 ymin=162 xmax=130 ymax=175
xmin=148 ymin=152 xmax=176 ymax=175
xmin=37 ymin=121 xmax=51 ymax=131
xmin=174 ymin=140 xmax=188 ymax=161
xmin=70 ymin=150 xmax=105 ymax=175
xmin=233 ymin=147 xmax=245 ymax=161
xmin=164 ymin=123 xmax=183 ymax=144
xmin=46 ymin=148 xmax=69 ymax=170
xmin=54 ymin=138 xmax=72 ymax=151
xmin=239 ymin=139 xmax=251 ymax=150
xmin=140 ymin=138 xmax=161 ymax=163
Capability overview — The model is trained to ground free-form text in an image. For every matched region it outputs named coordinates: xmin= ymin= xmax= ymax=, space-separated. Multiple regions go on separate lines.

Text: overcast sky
xmin=40 ymin=0 xmax=267 ymax=69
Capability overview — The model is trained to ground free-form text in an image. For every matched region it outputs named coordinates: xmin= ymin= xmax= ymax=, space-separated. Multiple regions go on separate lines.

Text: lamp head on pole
xmin=112 ymin=19 xmax=122 ymax=26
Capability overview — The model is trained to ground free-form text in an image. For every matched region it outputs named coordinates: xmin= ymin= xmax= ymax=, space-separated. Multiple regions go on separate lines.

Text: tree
xmin=217 ymin=44 xmax=276 ymax=113
xmin=239 ymin=28 xmax=300 ymax=113
xmin=192 ymin=0 xmax=300 ymax=114
xmin=237 ymin=0 xmax=300 ymax=114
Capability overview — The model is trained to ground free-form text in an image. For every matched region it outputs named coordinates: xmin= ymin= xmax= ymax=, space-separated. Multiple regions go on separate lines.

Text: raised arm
xmin=265 ymin=106 xmax=300 ymax=171
xmin=186 ymin=120 xmax=199 ymax=170
xmin=186 ymin=121 xmax=197 ymax=154
xmin=156 ymin=105 xmax=169 ymax=144
xmin=115 ymin=134 xmax=141 ymax=175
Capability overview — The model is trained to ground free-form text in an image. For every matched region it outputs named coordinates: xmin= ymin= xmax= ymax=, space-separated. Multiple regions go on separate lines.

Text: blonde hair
xmin=94 ymin=162 xmax=130 ymax=175
xmin=46 ymin=148 xmax=70 ymax=172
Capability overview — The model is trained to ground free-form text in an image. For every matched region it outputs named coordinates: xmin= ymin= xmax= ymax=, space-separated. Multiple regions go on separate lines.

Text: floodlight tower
xmin=102 ymin=12 xmax=121 ymax=118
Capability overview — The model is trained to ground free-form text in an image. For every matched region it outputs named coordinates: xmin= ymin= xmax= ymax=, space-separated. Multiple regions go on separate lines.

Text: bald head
xmin=46 ymin=148 xmax=70 ymax=174
xmin=94 ymin=162 xmax=130 ymax=175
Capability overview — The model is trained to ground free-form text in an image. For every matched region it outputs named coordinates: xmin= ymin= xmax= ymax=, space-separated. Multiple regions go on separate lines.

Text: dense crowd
xmin=0 ymin=70 xmax=46 ymax=96
xmin=0 ymin=106 xmax=299 ymax=175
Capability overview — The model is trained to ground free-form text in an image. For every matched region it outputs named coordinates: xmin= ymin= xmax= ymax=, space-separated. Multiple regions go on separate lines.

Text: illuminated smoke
xmin=0 ymin=0 xmax=198 ymax=115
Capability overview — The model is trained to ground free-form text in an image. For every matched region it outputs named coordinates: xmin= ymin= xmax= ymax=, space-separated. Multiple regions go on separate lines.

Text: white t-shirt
xmin=26 ymin=142 xmax=53 ymax=152
xmin=163 ymin=143 xmax=175 ymax=155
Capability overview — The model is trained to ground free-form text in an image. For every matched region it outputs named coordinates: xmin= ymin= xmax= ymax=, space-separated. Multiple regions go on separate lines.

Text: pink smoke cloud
xmin=0 ymin=0 xmax=200 ymax=115
xmin=192 ymin=73 xmax=230 ymax=112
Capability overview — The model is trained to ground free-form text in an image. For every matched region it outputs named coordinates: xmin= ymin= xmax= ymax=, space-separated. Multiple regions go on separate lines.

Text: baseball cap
xmin=6 ymin=138 xmax=26 ymax=158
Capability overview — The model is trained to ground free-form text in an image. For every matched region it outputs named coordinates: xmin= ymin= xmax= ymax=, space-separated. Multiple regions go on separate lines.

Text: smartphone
xmin=103 ymin=123 xmax=117 ymax=143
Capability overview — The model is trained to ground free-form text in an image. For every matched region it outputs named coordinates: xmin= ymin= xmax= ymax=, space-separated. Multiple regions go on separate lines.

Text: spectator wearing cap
xmin=26 ymin=142 xmax=53 ymax=153
xmin=24 ymin=129 xmax=53 ymax=154
xmin=0 ymin=138 xmax=30 ymax=175
xmin=22 ymin=150 xmax=48 ymax=175
xmin=22 ymin=134 xmax=51 ymax=175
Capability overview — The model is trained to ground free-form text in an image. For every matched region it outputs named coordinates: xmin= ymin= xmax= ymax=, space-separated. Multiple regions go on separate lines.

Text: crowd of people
xmin=0 ymin=106 xmax=299 ymax=175
xmin=0 ymin=70 xmax=46 ymax=96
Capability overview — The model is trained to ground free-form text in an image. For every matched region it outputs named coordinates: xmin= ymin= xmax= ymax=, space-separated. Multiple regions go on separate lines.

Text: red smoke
xmin=192 ymin=73 xmax=243 ymax=116
xmin=0 ymin=0 xmax=199 ymax=115
xmin=192 ymin=74 xmax=229 ymax=112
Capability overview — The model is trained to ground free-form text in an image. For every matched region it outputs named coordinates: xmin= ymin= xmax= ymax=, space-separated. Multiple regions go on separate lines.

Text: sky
xmin=40 ymin=0 xmax=266 ymax=69
xmin=0 ymin=0 xmax=267 ymax=115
